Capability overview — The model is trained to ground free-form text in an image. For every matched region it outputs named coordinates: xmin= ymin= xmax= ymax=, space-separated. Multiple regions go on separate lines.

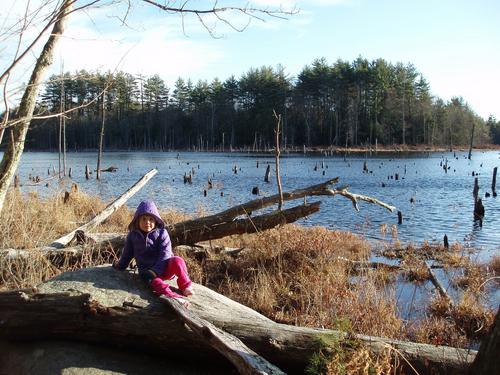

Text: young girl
xmin=113 ymin=200 xmax=194 ymax=305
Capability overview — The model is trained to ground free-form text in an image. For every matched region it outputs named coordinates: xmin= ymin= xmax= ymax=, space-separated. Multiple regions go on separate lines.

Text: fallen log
xmin=160 ymin=295 xmax=285 ymax=374
xmin=0 ymin=266 xmax=476 ymax=374
xmin=175 ymin=177 xmax=395 ymax=233
xmin=170 ymin=202 xmax=321 ymax=245
xmin=425 ymin=261 xmax=454 ymax=304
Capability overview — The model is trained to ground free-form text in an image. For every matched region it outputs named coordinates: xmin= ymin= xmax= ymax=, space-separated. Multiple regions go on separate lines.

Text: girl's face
xmin=138 ymin=214 xmax=156 ymax=233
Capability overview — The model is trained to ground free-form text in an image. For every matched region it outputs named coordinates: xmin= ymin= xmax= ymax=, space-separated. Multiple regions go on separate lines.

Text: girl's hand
xmin=140 ymin=270 xmax=157 ymax=283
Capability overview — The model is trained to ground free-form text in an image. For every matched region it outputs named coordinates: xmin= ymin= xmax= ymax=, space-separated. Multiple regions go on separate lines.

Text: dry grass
xmin=409 ymin=316 xmax=468 ymax=347
xmin=193 ymin=225 xmax=402 ymax=339
xmin=490 ymin=256 xmax=500 ymax=275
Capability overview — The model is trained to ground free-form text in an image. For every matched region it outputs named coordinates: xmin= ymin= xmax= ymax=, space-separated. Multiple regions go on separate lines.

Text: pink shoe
xmin=182 ymin=285 xmax=195 ymax=297
xmin=151 ymin=278 xmax=184 ymax=298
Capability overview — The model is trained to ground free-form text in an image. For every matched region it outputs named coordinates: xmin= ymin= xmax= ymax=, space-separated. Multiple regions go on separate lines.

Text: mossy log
xmin=0 ymin=266 xmax=476 ymax=375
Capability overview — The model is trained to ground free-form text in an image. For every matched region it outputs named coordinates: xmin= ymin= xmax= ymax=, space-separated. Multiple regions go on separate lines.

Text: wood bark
xmin=169 ymin=202 xmax=321 ymax=246
xmin=0 ymin=1 xmax=71 ymax=213
xmin=0 ymin=267 xmax=477 ymax=375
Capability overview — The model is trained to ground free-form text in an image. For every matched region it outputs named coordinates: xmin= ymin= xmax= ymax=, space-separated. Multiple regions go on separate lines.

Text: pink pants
xmin=150 ymin=256 xmax=192 ymax=298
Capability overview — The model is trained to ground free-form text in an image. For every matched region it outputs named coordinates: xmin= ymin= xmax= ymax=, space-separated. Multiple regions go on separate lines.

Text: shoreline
xmin=16 ymin=144 xmax=500 ymax=154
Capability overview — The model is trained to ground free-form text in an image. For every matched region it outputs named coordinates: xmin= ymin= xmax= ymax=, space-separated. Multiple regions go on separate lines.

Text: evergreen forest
xmin=13 ymin=56 xmax=500 ymax=151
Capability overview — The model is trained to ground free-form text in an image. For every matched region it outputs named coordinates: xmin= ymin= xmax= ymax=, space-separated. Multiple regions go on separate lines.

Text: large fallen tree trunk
xmin=0 ymin=266 xmax=476 ymax=375
xmin=160 ymin=295 xmax=285 ymax=374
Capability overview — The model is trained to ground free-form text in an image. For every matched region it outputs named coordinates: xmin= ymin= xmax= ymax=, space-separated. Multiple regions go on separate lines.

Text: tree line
xmin=17 ymin=56 xmax=499 ymax=151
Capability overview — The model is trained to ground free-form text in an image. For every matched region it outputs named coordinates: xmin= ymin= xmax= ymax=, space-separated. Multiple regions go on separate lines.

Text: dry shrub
xmin=439 ymin=252 xmax=471 ymax=268
xmin=453 ymin=264 xmax=485 ymax=291
xmin=202 ymin=224 xmax=402 ymax=339
xmin=0 ymin=189 xmax=110 ymax=249
xmin=327 ymin=346 xmax=393 ymax=375
xmin=428 ymin=293 xmax=495 ymax=342
xmin=488 ymin=256 xmax=500 ymax=279
xmin=450 ymin=293 xmax=495 ymax=340
xmin=161 ymin=208 xmax=191 ymax=225
xmin=307 ymin=335 xmax=396 ymax=375
xmin=410 ymin=317 xmax=468 ymax=348
xmin=400 ymin=253 xmax=428 ymax=282
xmin=0 ymin=243 xmax=120 ymax=290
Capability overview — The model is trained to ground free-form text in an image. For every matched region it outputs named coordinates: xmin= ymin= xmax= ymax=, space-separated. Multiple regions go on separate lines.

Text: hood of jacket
xmin=129 ymin=200 xmax=165 ymax=230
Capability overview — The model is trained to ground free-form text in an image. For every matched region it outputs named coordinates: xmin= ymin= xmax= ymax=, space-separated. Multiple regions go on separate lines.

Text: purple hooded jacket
xmin=115 ymin=201 xmax=173 ymax=276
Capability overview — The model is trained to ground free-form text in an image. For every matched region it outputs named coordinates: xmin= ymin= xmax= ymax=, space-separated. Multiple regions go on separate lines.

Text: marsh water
xmin=13 ymin=149 xmax=500 ymax=319
xmin=16 ymin=150 xmax=499 ymax=253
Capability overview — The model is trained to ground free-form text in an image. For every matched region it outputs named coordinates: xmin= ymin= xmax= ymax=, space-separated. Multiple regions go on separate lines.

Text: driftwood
xmin=50 ymin=168 xmax=157 ymax=248
xmin=0 ymin=266 xmax=476 ymax=374
xmin=159 ymin=295 xmax=285 ymax=374
xmin=161 ymin=177 xmax=395 ymax=246
xmin=425 ymin=261 xmax=454 ymax=304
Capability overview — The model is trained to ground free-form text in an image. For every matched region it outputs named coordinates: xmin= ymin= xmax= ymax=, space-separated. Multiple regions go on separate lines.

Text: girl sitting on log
xmin=113 ymin=200 xmax=194 ymax=306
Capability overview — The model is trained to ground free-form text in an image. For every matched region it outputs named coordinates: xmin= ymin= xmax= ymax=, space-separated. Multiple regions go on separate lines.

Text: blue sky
xmin=3 ymin=0 xmax=500 ymax=119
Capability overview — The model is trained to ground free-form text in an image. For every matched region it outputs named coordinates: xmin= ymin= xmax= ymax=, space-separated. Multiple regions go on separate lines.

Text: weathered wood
xmin=425 ymin=261 xmax=453 ymax=304
xmin=159 ymin=295 xmax=285 ymax=375
xmin=492 ymin=166 xmax=497 ymax=196
xmin=50 ymin=168 xmax=157 ymax=248
xmin=170 ymin=202 xmax=321 ymax=245
xmin=175 ymin=177 xmax=394 ymax=234
xmin=264 ymin=165 xmax=271 ymax=183
xmin=0 ymin=267 xmax=477 ymax=374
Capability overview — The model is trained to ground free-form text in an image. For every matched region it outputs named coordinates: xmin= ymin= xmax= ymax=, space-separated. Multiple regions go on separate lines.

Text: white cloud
xmin=55 ymin=19 xmax=224 ymax=86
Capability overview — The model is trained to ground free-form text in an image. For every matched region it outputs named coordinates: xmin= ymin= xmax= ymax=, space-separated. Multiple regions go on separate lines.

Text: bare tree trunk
xmin=96 ymin=88 xmax=106 ymax=180
xmin=468 ymin=121 xmax=475 ymax=160
xmin=0 ymin=1 xmax=71 ymax=213
xmin=273 ymin=110 xmax=284 ymax=210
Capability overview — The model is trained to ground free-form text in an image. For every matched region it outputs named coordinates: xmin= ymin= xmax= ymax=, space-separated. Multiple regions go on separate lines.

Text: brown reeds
xmin=194 ymin=225 xmax=402 ymax=339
